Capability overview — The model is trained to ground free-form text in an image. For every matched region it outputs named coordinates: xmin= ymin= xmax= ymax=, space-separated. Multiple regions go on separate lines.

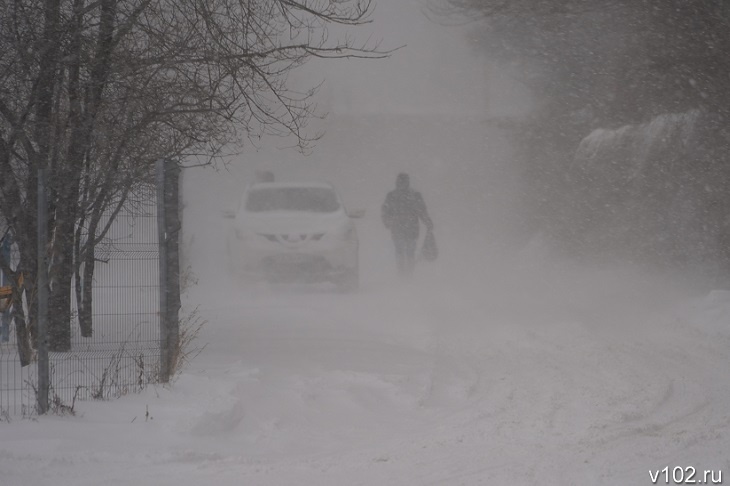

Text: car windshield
xmin=245 ymin=187 xmax=340 ymax=213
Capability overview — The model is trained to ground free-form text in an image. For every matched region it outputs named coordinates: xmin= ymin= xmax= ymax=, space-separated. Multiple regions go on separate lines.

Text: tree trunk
xmin=47 ymin=213 xmax=74 ymax=351
xmin=77 ymin=233 xmax=96 ymax=338
xmin=46 ymin=0 xmax=117 ymax=349
xmin=13 ymin=261 xmax=35 ymax=367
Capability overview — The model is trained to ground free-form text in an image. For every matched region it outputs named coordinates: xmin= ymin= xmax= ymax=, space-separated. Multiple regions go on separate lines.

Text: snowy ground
xmin=3 ymin=156 xmax=730 ymax=485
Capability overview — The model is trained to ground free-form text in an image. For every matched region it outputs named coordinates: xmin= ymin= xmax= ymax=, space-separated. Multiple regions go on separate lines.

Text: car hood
xmin=235 ymin=211 xmax=349 ymax=234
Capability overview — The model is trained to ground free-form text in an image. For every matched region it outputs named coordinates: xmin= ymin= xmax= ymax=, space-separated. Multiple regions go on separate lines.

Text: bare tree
xmin=0 ymin=0 xmax=388 ymax=355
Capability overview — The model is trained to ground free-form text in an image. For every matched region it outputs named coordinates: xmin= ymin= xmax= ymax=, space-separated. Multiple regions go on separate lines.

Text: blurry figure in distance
xmin=381 ymin=173 xmax=433 ymax=277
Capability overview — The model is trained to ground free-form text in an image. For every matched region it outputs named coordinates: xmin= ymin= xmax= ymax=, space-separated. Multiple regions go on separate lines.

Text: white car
xmin=226 ymin=181 xmax=361 ymax=291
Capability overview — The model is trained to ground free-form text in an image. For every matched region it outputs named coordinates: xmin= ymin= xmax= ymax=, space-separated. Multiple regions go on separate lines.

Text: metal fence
xmin=0 ymin=158 xmax=181 ymax=418
xmin=0 ymin=197 xmax=161 ymax=416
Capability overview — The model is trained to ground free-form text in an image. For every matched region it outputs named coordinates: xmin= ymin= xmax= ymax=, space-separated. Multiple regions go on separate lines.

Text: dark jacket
xmin=382 ymin=188 xmax=432 ymax=240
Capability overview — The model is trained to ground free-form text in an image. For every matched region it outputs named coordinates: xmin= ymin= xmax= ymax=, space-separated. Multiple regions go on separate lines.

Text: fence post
xmin=156 ymin=160 xmax=169 ymax=382
xmin=157 ymin=159 xmax=181 ymax=383
xmin=165 ymin=161 xmax=181 ymax=378
xmin=37 ymin=165 xmax=49 ymax=413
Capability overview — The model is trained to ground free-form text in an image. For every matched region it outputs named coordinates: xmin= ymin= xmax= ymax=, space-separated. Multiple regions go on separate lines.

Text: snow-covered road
xmin=178 ymin=260 xmax=730 ymax=485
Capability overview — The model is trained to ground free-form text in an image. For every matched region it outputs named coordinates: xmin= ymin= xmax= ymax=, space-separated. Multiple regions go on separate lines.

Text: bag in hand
xmin=421 ymin=229 xmax=438 ymax=262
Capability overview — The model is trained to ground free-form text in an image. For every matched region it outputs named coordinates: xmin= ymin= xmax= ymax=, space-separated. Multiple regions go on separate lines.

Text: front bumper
xmin=229 ymin=234 xmax=357 ymax=282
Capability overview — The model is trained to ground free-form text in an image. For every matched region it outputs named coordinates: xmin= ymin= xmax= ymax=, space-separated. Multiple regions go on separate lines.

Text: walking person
xmin=381 ymin=173 xmax=433 ymax=277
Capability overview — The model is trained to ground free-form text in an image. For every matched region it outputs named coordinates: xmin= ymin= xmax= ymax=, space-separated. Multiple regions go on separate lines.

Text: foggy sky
xmin=293 ymin=0 xmax=530 ymax=119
